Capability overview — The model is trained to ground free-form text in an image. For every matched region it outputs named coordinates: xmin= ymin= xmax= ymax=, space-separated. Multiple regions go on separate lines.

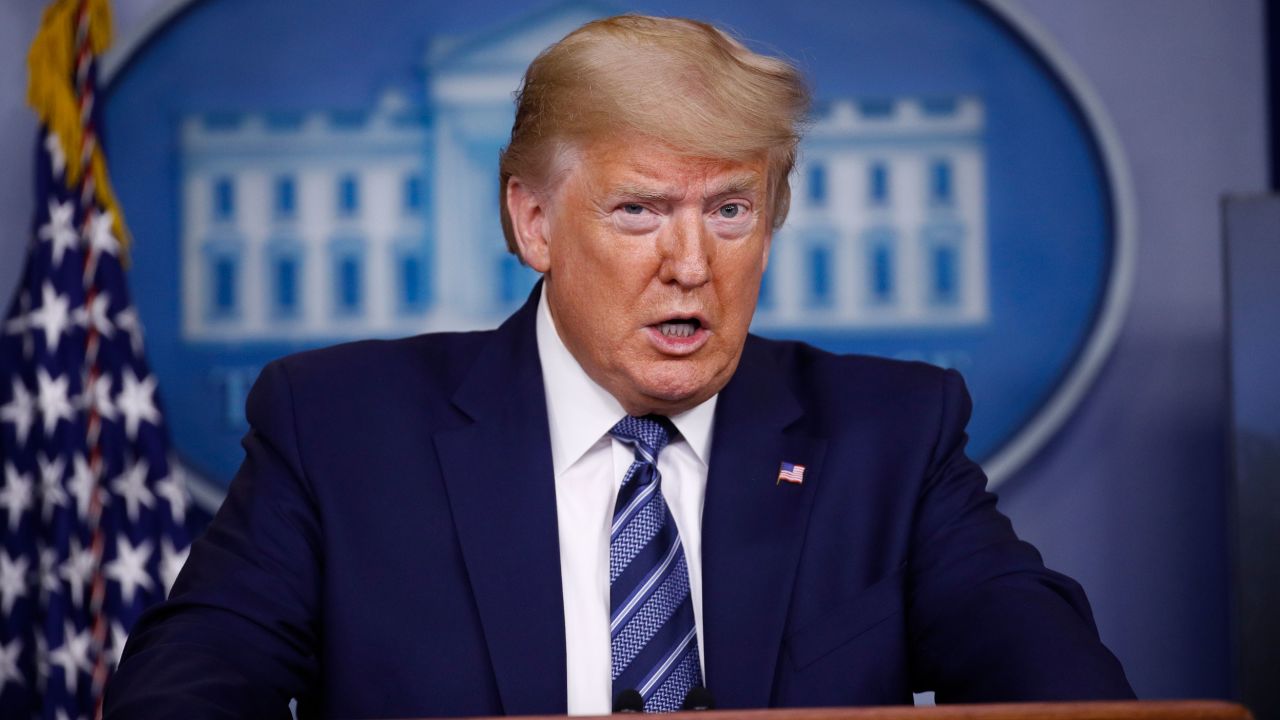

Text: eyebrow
xmin=610 ymin=184 xmax=676 ymax=203
xmin=706 ymin=174 xmax=764 ymax=200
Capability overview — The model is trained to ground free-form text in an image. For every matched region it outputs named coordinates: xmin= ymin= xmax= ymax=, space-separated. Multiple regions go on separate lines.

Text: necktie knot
xmin=609 ymin=414 xmax=675 ymax=461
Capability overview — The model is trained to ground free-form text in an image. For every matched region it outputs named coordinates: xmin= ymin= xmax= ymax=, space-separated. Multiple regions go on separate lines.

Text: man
xmin=105 ymin=15 xmax=1133 ymax=719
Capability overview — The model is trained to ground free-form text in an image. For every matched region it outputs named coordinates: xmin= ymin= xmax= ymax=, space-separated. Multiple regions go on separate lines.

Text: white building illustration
xmin=178 ymin=2 xmax=988 ymax=342
xmin=756 ymin=97 xmax=988 ymax=329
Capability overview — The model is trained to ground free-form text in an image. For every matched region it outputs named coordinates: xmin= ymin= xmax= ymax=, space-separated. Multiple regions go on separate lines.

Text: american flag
xmin=0 ymin=1 xmax=192 ymax=717
xmin=777 ymin=461 xmax=805 ymax=485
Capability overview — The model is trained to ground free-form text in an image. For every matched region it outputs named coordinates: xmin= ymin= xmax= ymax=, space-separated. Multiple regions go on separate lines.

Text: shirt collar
xmin=535 ymin=283 xmax=718 ymax=476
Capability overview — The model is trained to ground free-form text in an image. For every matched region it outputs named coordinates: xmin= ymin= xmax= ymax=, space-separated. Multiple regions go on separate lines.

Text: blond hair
xmin=498 ymin=14 xmax=810 ymax=254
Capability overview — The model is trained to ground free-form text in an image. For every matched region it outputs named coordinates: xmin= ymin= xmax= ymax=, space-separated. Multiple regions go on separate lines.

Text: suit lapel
xmin=702 ymin=338 xmax=827 ymax=708
xmin=433 ymin=290 xmax=568 ymax=715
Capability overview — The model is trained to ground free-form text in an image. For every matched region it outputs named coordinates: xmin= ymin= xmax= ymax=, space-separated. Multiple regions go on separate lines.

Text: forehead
xmin=565 ymin=138 xmax=769 ymax=196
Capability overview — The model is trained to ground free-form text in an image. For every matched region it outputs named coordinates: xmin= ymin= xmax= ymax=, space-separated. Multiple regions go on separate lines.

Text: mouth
xmin=645 ymin=315 xmax=710 ymax=355
xmin=655 ymin=318 xmax=702 ymax=338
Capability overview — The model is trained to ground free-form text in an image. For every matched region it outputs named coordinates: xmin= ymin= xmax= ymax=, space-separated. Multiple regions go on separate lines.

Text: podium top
xmin=424 ymin=701 xmax=1252 ymax=720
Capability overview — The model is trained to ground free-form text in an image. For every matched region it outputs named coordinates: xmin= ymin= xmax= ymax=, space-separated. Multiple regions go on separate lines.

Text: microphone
xmin=681 ymin=686 xmax=715 ymax=711
xmin=613 ymin=688 xmax=645 ymax=713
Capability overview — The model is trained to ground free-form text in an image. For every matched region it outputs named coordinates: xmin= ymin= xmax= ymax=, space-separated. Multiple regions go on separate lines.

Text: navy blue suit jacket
xmin=105 ymin=289 xmax=1132 ymax=718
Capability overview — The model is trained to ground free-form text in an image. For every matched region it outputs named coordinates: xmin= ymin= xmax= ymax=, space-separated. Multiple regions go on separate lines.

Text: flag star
xmin=87 ymin=373 xmax=117 ymax=422
xmin=33 ymin=634 xmax=48 ymax=692
xmin=154 ymin=471 xmax=188 ymax=524
xmin=48 ymin=621 xmax=92 ymax=695
xmin=38 ymin=547 xmax=60 ymax=603
xmin=114 ymin=306 xmax=145 ymax=356
xmin=160 ymin=536 xmax=189 ymax=595
xmin=44 ymin=131 xmax=66 ymax=178
xmin=111 ymin=458 xmax=154 ymax=523
xmin=67 ymin=455 xmax=97 ymax=521
xmin=57 ymin=709 xmax=86 ymax=720
xmin=36 ymin=367 xmax=74 ymax=436
xmin=87 ymin=209 xmax=120 ymax=259
xmin=0 ymin=463 xmax=34 ymax=530
xmin=105 ymin=536 xmax=154 ymax=604
xmin=0 ymin=637 xmax=22 ymax=695
xmin=78 ymin=291 xmax=114 ymax=338
xmin=60 ymin=538 xmax=96 ymax=610
xmin=116 ymin=368 xmax=160 ymax=440
xmin=0 ymin=551 xmax=29 ymax=615
xmin=38 ymin=199 xmax=79 ymax=268
xmin=4 ymin=292 xmax=35 ymax=360
xmin=3 ymin=290 xmax=30 ymax=335
xmin=109 ymin=621 xmax=128 ymax=669
xmin=37 ymin=453 xmax=68 ymax=522
xmin=0 ymin=378 xmax=36 ymax=447
xmin=28 ymin=282 xmax=73 ymax=355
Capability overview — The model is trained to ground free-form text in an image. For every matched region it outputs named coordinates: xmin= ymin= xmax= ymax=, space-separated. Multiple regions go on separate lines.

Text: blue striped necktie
xmin=608 ymin=414 xmax=702 ymax=712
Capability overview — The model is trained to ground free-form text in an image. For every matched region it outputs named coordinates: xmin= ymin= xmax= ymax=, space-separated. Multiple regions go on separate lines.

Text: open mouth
xmin=655 ymin=318 xmax=702 ymax=338
xmin=646 ymin=314 xmax=709 ymax=354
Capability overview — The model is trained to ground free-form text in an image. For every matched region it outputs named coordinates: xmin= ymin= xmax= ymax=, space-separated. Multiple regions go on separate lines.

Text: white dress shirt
xmin=535 ymin=286 xmax=715 ymax=716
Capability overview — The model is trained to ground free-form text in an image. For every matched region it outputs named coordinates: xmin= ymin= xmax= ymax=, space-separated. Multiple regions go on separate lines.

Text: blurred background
xmin=0 ymin=0 xmax=1275 ymax=714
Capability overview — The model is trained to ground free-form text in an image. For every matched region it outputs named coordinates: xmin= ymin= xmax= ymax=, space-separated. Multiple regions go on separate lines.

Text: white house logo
xmin=178 ymin=94 xmax=987 ymax=339
xmin=102 ymin=0 xmax=1132 ymax=504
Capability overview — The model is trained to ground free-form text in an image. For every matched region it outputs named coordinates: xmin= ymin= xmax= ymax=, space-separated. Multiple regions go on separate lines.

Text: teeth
xmin=658 ymin=322 xmax=697 ymax=338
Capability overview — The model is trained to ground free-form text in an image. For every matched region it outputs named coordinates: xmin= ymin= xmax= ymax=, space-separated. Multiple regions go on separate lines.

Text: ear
xmin=760 ymin=230 xmax=773 ymax=273
xmin=506 ymin=176 xmax=552 ymax=273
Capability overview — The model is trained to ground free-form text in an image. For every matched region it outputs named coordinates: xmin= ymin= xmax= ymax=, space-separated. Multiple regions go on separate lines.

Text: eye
xmin=612 ymin=201 xmax=661 ymax=233
xmin=718 ymin=203 xmax=746 ymax=219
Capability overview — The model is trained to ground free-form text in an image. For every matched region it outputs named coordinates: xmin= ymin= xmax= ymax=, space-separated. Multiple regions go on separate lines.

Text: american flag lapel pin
xmin=777 ymin=461 xmax=806 ymax=485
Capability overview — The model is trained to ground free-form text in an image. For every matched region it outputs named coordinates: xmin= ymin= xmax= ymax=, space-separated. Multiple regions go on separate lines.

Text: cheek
xmin=560 ymin=218 xmax=651 ymax=283
xmin=717 ymin=247 xmax=767 ymax=309
xmin=560 ymin=253 xmax=644 ymax=344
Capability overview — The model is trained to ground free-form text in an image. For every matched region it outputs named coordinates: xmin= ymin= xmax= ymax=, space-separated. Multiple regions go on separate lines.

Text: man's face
xmin=510 ymin=139 xmax=773 ymax=417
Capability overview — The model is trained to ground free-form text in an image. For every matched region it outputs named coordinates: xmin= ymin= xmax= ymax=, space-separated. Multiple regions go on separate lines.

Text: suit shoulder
xmin=745 ymin=334 xmax=954 ymax=398
xmin=741 ymin=335 xmax=970 ymax=468
xmin=742 ymin=334 xmax=968 ymax=437
xmin=265 ymin=330 xmax=492 ymax=403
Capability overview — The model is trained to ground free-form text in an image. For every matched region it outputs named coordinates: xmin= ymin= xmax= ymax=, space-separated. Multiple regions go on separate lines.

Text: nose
xmin=657 ymin=210 xmax=711 ymax=289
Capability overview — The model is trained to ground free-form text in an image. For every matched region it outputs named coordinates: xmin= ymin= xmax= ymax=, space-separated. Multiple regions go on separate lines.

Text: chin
xmin=630 ymin=366 xmax=720 ymax=412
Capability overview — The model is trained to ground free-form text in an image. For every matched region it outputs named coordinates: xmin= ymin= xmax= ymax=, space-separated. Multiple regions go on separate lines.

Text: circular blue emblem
xmin=102 ymin=0 xmax=1133 ymax=499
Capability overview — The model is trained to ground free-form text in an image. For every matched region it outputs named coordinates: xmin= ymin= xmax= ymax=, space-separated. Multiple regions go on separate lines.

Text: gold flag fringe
xmin=26 ymin=0 xmax=131 ymax=259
